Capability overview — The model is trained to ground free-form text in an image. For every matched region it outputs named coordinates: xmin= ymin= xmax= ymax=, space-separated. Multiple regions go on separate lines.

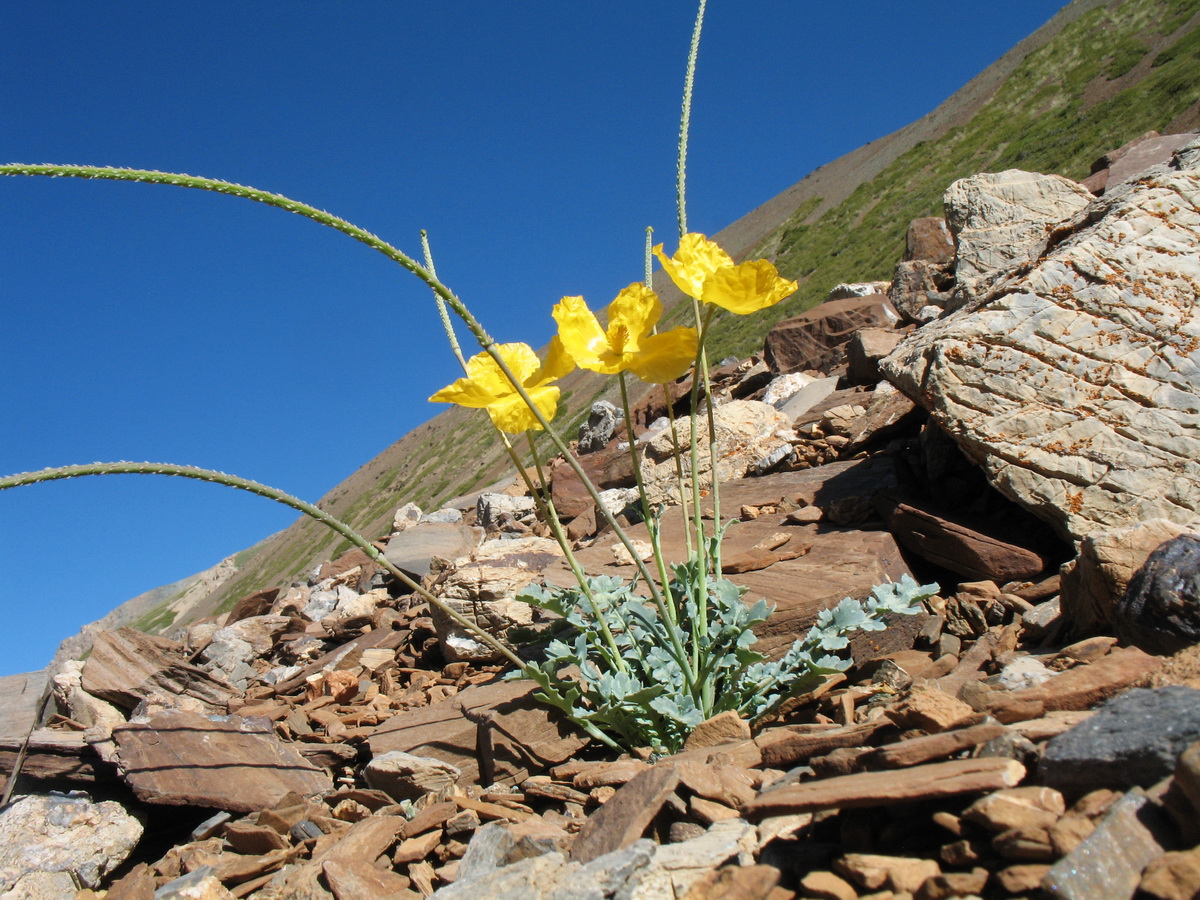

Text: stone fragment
xmin=887 ymin=685 xmax=976 ymax=732
xmin=578 ymin=401 xmax=619 ymax=453
xmin=82 ymin=627 xmax=236 ymax=713
xmin=1042 ymin=790 xmax=1169 ymax=899
xmin=961 ymin=786 xmax=1065 ymax=833
xmin=155 ymin=869 xmax=238 ymax=899
xmin=322 ymin=858 xmax=413 ymax=900
xmin=1116 ymin=534 xmax=1200 ymax=654
xmin=112 ymin=709 xmax=332 ymax=812
xmin=1061 ymin=519 xmax=1193 ymax=637
xmin=798 ymin=870 xmax=857 ymax=900
xmin=570 ymin=764 xmax=681 ymax=864
xmin=944 ymin=169 xmax=1093 ymax=296
xmin=905 ymin=216 xmax=954 ymax=263
xmin=755 ymin=723 xmax=883 ymax=769
xmin=364 ymin=751 xmax=462 ymax=802
xmin=1086 ymin=131 xmax=1200 ymax=195
xmin=845 ymin=329 xmax=905 ymax=385
xmin=1041 ymin=686 xmax=1200 ymax=794
xmin=742 ymin=757 xmax=1024 ymax=818
xmin=862 ymin=722 xmax=1007 ymax=769
xmin=681 ymin=863 xmax=781 ymax=900
xmin=0 ymin=792 xmax=142 ymax=891
xmin=635 ymin=820 xmax=757 ymax=898
xmin=995 ymin=863 xmax=1051 ymax=894
xmin=368 ymin=677 xmax=587 ymax=787
xmin=1139 ymin=846 xmax=1200 ymax=900
xmin=881 ymin=160 xmax=1200 ymax=545
xmin=682 ymin=710 xmax=752 ymax=751
xmin=763 ymin=295 xmax=901 ymax=375
xmin=877 ymin=493 xmax=1048 ymax=582
xmin=382 ymin=521 xmax=481 ymax=581
xmin=834 ymin=852 xmax=941 ymax=892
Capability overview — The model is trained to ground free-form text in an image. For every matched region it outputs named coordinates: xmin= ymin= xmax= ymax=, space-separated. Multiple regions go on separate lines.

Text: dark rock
xmin=888 ymin=259 xmax=954 ymax=323
xmin=845 ymin=329 xmax=905 ymax=386
xmin=1115 ymin=534 xmax=1200 ymax=654
xmin=577 ymin=401 xmax=619 ymax=454
xmin=1040 ymin=687 xmax=1200 ymax=795
xmin=904 ymin=216 xmax=954 ymax=263
xmin=763 ymin=295 xmax=901 ymax=376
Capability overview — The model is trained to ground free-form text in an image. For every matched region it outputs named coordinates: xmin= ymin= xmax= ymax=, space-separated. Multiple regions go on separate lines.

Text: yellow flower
xmin=652 ymin=233 xmax=797 ymax=315
xmin=552 ymin=283 xmax=698 ymax=383
xmin=429 ymin=339 xmax=574 ymax=434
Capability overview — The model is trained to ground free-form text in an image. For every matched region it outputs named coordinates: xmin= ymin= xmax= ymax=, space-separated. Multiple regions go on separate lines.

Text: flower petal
xmin=531 ymin=334 xmax=576 ymax=386
xmin=487 ymin=384 xmax=560 ymax=433
xmin=626 ymin=327 xmax=698 ymax=384
xmin=552 ymin=296 xmax=610 ymax=368
xmin=429 ymin=375 xmax=496 ymax=409
xmin=701 ymin=259 xmax=798 ymax=314
xmin=607 ymin=283 xmax=662 ymax=346
xmin=653 ymin=234 xmax=734 ymax=300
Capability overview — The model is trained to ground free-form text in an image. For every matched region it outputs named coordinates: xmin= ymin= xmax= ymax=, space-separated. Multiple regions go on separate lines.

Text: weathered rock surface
xmin=1116 ymin=534 xmax=1200 ymax=654
xmin=112 ymin=708 xmax=333 ymax=812
xmin=882 ymin=148 xmax=1200 ymax=544
xmin=763 ymin=295 xmax=901 ymax=375
xmin=0 ymin=792 xmax=142 ymax=891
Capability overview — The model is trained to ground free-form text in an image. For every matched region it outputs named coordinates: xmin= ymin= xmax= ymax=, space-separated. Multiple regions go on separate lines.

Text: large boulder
xmin=881 ymin=144 xmax=1200 ymax=544
xmin=763 ymin=295 xmax=900 ymax=375
xmin=944 ymin=169 xmax=1093 ymax=300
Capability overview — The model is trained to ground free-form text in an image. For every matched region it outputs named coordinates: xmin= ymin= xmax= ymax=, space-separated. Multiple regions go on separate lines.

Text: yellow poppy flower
xmin=429 ymin=339 xmax=574 ymax=434
xmin=652 ymin=233 xmax=797 ymax=315
xmin=552 ymin=283 xmax=697 ymax=384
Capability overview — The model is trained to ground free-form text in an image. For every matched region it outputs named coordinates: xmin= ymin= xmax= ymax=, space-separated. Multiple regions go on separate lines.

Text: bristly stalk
xmin=676 ymin=0 xmax=707 ymax=238
xmin=0 ymin=462 xmax=528 ymax=669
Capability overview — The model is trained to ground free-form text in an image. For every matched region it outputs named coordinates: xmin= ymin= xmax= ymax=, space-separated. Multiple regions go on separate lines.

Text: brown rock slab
xmin=862 ymin=722 xmax=1007 ymax=769
xmin=367 ymin=677 xmax=587 ymax=787
xmin=681 ymin=863 xmax=781 ymax=900
xmin=755 ymin=723 xmax=883 ymax=769
xmin=82 ymin=628 xmax=236 ymax=713
xmin=112 ymin=709 xmax=333 ymax=813
xmin=0 ymin=729 xmax=114 ymax=783
xmin=742 ymin=757 xmax=1025 ymax=819
xmin=764 ymin=295 xmax=901 ymax=375
xmin=834 ymin=852 xmax=941 ymax=893
xmin=683 ymin=710 xmax=752 ymax=750
xmin=877 ymin=492 xmax=1049 ymax=583
xmin=382 ymin=521 xmax=481 ymax=581
xmin=570 ymin=763 xmax=681 ymax=863
xmin=322 ymin=858 xmax=412 ymax=900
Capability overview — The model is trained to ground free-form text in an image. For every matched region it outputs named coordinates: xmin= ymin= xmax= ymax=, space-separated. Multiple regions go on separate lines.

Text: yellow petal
xmin=531 ymin=334 xmax=576 ymax=386
xmin=653 ymin=234 xmax=734 ymax=300
xmin=487 ymin=384 xmax=560 ymax=434
xmin=553 ymin=296 xmax=610 ymax=368
xmin=429 ymin=374 xmax=497 ymax=408
xmin=701 ymin=259 xmax=798 ymax=314
xmin=626 ymin=328 xmax=698 ymax=384
xmin=606 ymin=283 xmax=662 ymax=347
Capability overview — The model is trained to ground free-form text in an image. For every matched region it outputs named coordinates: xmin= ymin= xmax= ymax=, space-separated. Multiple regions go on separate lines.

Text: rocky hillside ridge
xmin=4 ymin=133 xmax=1200 ymax=899
xmin=51 ymin=0 xmax=1200 ymax=654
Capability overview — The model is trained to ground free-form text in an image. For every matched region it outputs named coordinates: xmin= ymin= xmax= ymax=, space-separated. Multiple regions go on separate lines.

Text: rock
xmin=322 ymin=858 xmax=415 ymax=900
xmin=1061 ymin=519 xmax=1194 ymax=638
xmin=742 ymin=757 xmax=1024 ymax=819
xmin=476 ymin=492 xmax=537 ymax=531
xmin=382 ymin=521 xmax=481 ymax=582
xmin=776 ymin=375 xmax=841 ymax=423
xmin=762 ymin=372 xmax=815 ymax=407
xmin=905 ymin=216 xmax=954 ymax=263
xmin=763 ymin=295 xmax=901 ymax=375
xmin=1042 ymin=790 xmax=1170 ymax=899
xmin=1040 ymin=686 xmax=1200 ymax=794
xmin=81 ymin=628 xmax=237 ymax=715
xmin=889 ymin=259 xmax=954 ymax=323
xmin=112 ymin=708 xmax=332 ymax=812
xmin=876 ymin=492 xmax=1050 ymax=583
xmin=1115 ymin=534 xmax=1200 ymax=654
xmin=199 ymin=615 xmax=291 ymax=690
xmin=391 ymin=501 xmax=423 ymax=533
xmin=881 ymin=158 xmax=1200 ymax=545
xmin=50 ymin=659 xmax=124 ymax=733
xmin=1084 ymin=131 xmax=1200 ymax=195
xmin=1139 ymin=846 xmax=1200 ymax=900
xmin=633 ymin=820 xmax=757 ymax=898
xmin=0 ymin=792 xmax=142 ymax=891
xmin=845 ymin=329 xmax=905 ymax=386
xmin=578 ymin=401 xmax=620 ymax=454
xmin=944 ymin=169 xmax=1093 ymax=298
xmin=363 ymin=751 xmax=462 ymax=802
xmin=570 ymin=764 xmax=681 ymax=864
xmin=368 ymin=677 xmax=587 ymax=787
xmin=834 ymin=852 xmax=941 ymax=893
xmin=683 ymin=711 xmax=752 ymax=751
xmin=549 ymin=443 xmax=637 ymax=520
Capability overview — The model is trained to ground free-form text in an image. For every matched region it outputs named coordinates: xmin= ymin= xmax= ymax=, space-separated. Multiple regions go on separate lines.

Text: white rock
xmin=392 ymin=502 xmax=423 ymax=533
xmin=0 ymin=793 xmax=142 ymax=891
xmin=364 ymin=750 xmax=462 ymax=801
xmin=762 ymin=372 xmax=815 ymax=407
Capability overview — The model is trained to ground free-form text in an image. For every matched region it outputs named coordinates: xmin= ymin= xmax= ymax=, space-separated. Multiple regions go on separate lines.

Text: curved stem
xmin=0 ymin=462 xmax=528 ymax=670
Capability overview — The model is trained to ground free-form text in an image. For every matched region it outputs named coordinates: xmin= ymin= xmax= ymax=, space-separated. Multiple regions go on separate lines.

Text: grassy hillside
xmin=107 ymin=0 xmax=1200 ymax=635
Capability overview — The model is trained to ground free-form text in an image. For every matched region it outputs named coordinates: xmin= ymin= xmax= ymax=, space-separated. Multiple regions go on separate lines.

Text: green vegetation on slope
xmin=705 ymin=0 xmax=1200 ymax=361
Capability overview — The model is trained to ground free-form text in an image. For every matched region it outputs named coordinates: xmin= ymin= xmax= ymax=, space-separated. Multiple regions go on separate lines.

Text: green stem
xmin=676 ymin=0 xmax=707 ymax=238
xmin=421 ymin=229 xmax=467 ymax=370
xmin=0 ymin=462 xmax=528 ymax=670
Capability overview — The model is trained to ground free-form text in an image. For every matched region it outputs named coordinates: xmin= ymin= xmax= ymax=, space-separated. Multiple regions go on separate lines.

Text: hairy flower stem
xmin=676 ymin=0 xmax=707 ymax=238
xmin=0 ymin=462 xmax=528 ymax=670
xmin=421 ymin=229 xmax=467 ymax=370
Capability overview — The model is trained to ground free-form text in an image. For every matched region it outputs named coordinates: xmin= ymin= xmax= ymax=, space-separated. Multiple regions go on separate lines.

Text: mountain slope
xmin=83 ymin=0 xmax=1200 ymax=642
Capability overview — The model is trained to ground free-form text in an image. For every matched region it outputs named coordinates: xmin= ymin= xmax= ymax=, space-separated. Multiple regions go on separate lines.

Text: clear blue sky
xmin=1 ymin=2 xmax=1066 ymax=675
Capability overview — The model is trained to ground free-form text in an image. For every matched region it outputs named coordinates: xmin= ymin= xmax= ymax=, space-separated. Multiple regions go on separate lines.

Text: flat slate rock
xmin=382 ymin=521 xmax=481 ymax=581
xmin=368 ymin=677 xmax=587 ymax=786
xmin=0 ymin=670 xmax=47 ymax=743
xmin=82 ymin=627 xmax=236 ymax=713
xmin=112 ymin=708 xmax=332 ymax=812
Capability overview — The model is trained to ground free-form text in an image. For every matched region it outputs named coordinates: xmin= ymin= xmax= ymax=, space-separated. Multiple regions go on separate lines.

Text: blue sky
xmin=0 ymin=2 xmax=1066 ymax=675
